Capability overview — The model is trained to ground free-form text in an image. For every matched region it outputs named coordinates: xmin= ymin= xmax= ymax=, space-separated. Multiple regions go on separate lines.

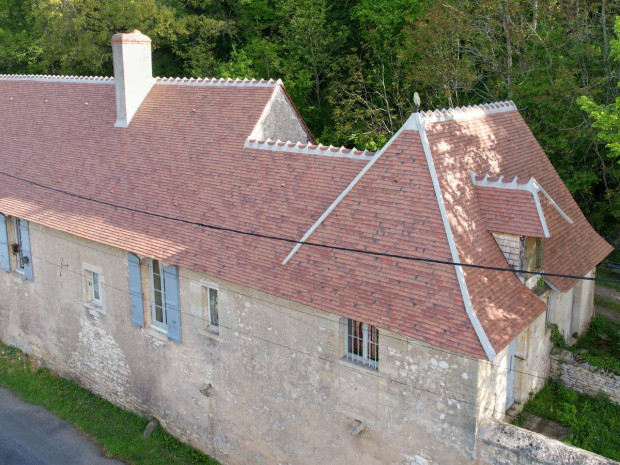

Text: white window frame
xmin=345 ymin=318 xmax=379 ymax=370
xmin=202 ymin=286 xmax=219 ymax=333
xmin=150 ymin=259 xmax=167 ymax=331
xmin=82 ymin=263 xmax=105 ymax=312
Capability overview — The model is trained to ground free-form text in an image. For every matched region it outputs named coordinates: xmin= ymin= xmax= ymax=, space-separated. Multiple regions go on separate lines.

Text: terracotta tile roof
xmin=422 ymin=106 xmax=612 ymax=343
xmin=474 ymin=185 xmax=546 ymax=237
xmin=0 ymin=78 xmax=611 ymax=360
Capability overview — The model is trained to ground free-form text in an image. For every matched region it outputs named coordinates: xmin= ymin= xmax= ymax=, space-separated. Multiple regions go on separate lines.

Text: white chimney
xmin=111 ymin=30 xmax=155 ymax=128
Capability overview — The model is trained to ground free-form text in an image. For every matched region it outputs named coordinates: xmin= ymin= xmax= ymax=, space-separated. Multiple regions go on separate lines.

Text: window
xmin=345 ymin=318 xmax=379 ymax=370
xmin=150 ymin=259 xmax=167 ymax=329
xmin=127 ymin=253 xmax=181 ymax=342
xmin=0 ymin=215 xmax=33 ymax=281
xmin=83 ymin=264 xmax=104 ymax=311
xmin=202 ymin=286 xmax=219 ymax=332
xmin=13 ymin=218 xmax=27 ymax=272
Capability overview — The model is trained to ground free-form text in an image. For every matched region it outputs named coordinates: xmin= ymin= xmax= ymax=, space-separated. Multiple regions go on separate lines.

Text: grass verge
xmin=596 ymin=265 xmax=620 ymax=292
xmin=0 ymin=342 xmax=219 ymax=465
xmin=595 ymin=295 xmax=620 ymax=313
xmin=522 ymin=381 xmax=620 ymax=461
xmin=551 ymin=316 xmax=620 ymax=375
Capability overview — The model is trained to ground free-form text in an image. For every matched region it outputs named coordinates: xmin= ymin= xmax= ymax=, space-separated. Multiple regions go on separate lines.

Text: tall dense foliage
xmin=1 ymin=0 xmax=618 ymax=243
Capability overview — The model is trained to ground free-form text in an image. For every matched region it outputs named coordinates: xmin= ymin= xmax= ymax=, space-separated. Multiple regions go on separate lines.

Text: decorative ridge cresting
xmin=417 ymin=101 xmax=517 ymax=123
xmin=471 ymin=171 xmax=573 ymax=226
xmin=156 ymin=77 xmax=281 ymax=87
xmin=244 ymin=137 xmax=374 ymax=160
xmin=0 ymin=74 xmax=282 ymax=88
xmin=0 ymin=74 xmax=114 ymax=83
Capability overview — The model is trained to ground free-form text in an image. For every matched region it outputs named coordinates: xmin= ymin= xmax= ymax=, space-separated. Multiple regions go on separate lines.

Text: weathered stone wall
xmin=513 ymin=312 xmax=552 ymax=404
xmin=551 ymin=349 xmax=620 ymax=404
xmin=570 ymin=268 xmax=596 ymax=336
xmin=476 ymin=311 xmax=551 ymax=422
xmin=0 ymin=222 xmax=485 ymax=465
xmin=476 ymin=419 xmax=617 ymax=465
xmin=547 ymin=287 xmax=575 ymax=341
xmin=250 ymin=86 xmax=311 ymax=143
xmin=491 ymin=233 xmax=522 ymax=269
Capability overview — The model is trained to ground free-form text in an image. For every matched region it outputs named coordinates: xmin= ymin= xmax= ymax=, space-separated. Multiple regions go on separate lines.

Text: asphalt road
xmin=0 ymin=387 xmax=125 ymax=465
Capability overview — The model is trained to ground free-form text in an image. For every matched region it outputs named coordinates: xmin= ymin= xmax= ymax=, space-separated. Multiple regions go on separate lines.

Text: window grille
xmin=346 ymin=319 xmax=379 ymax=369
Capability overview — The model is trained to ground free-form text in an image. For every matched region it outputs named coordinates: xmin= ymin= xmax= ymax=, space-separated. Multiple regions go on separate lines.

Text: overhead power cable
xmin=0 ymin=169 xmax=618 ymax=284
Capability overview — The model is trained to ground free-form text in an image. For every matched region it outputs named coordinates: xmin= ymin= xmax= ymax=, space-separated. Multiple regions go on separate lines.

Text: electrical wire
xmin=24 ymin=235 xmax=560 ymax=391
xmin=0 ymin=169 xmax=617 ymax=284
xmin=24 ymin=249 xmax=525 ymax=419
xmin=31 ymin=226 xmax=556 ymax=382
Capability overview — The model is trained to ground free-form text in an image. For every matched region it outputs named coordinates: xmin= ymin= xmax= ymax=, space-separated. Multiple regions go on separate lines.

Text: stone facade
xmin=0 ymin=223 xmax=603 ymax=464
xmin=0 ymin=222 xmax=491 ymax=465
xmin=551 ymin=349 xmax=620 ymax=404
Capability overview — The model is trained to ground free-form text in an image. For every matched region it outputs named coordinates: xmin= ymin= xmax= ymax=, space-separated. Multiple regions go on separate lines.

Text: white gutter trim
xmin=281 ymin=114 xmax=417 ymax=265
xmin=417 ymin=115 xmax=497 ymax=361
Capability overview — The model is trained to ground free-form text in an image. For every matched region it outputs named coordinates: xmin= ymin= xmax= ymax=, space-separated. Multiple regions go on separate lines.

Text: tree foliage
xmin=0 ymin=0 xmax=618 ymax=243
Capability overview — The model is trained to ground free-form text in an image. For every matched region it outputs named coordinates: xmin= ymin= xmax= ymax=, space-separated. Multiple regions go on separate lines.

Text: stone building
xmin=0 ymin=31 xmax=612 ymax=464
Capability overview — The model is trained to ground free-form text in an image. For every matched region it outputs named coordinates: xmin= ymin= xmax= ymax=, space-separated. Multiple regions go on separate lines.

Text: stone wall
xmin=547 ymin=287 xmax=575 ymax=341
xmin=0 ymin=222 xmax=485 ymax=465
xmin=551 ymin=349 xmax=620 ymax=404
xmin=476 ymin=419 xmax=617 ymax=465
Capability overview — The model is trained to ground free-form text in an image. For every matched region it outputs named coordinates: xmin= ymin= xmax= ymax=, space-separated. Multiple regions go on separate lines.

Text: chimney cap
xmin=111 ymin=30 xmax=151 ymax=45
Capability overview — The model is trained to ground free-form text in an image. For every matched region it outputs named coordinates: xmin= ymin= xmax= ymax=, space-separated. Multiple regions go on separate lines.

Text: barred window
xmin=345 ymin=319 xmax=379 ymax=370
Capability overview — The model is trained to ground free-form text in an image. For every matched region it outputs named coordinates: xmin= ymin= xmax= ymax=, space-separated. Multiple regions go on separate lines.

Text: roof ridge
xmin=418 ymin=101 xmax=517 ymax=123
xmin=0 ymin=74 xmax=282 ymax=87
xmin=156 ymin=77 xmax=281 ymax=88
xmin=244 ymin=137 xmax=374 ymax=160
xmin=0 ymin=74 xmax=114 ymax=83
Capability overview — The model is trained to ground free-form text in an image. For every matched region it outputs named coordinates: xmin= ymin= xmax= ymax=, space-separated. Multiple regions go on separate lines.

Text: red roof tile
xmin=0 ymin=78 xmax=611 ymax=359
xmin=475 ymin=185 xmax=546 ymax=237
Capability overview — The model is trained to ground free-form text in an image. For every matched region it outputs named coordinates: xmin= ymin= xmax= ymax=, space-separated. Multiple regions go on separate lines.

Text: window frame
xmin=149 ymin=259 xmax=167 ymax=331
xmin=344 ymin=318 xmax=379 ymax=370
xmin=202 ymin=285 xmax=219 ymax=333
xmin=82 ymin=263 xmax=105 ymax=312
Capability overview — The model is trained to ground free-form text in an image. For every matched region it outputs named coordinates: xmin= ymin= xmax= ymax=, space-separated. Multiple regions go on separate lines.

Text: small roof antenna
xmin=413 ymin=92 xmax=421 ymax=112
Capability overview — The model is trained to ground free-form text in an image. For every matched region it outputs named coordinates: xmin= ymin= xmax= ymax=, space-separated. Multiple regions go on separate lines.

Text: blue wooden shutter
xmin=128 ymin=253 xmax=144 ymax=328
xmin=19 ymin=220 xmax=33 ymax=281
xmin=0 ymin=215 xmax=10 ymax=272
xmin=164 ymin=265 xmax=181 ymax=342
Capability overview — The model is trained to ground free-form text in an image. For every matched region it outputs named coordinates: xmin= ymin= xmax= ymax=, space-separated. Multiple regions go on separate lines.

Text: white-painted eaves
xmin=281 ymin=114 xmax=416 ymax=265
xmin=413 ymin=114 xmax=497 ymax=361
